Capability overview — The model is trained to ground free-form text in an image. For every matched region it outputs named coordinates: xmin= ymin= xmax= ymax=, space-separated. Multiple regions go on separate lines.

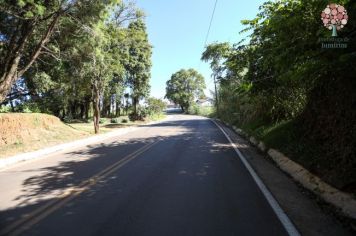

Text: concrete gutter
xmin=0 ymin=117 xmax=168 ymax=170
xmin=230 ymin=125 xmax=356 ymax=220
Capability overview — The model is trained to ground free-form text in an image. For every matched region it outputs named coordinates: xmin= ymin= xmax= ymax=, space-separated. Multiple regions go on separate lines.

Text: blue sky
xmin=136 ymin=0 xmax=265 ymax=99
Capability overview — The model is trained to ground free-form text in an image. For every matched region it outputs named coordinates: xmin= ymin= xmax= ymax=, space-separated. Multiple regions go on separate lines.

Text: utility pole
xmin=213 ymin=74 xmax=219 ymax=117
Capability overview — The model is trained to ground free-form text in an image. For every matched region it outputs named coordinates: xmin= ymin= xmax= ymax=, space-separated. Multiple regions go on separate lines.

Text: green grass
xmin=0 ymin=113 xmax=165 ymax=158
xmin=67 ymin=116 xmax=133 ymax=134
xmin=188 ymin=105 xmax=215 ymax=117
xmin=67 ymin=114 xmax=166 ymax=134
xmin=240 ymin=119 xmax=303 ymax=154
xmin=239 ymin=119 xmax=323 ymax=180
xmin=233 ymin=117 xmax=356 ymax=195
xmin=148 ymin=113 xmax=166 ymax=121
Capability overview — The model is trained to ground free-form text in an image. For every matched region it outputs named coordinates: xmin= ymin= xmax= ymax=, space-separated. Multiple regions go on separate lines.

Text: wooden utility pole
xmin=213 ymin=74 xmax=219 ymax=116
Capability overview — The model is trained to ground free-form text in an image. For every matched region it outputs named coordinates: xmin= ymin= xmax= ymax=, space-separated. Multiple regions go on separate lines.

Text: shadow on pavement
xmin=0 ymin=117 xmax=237 ymax=234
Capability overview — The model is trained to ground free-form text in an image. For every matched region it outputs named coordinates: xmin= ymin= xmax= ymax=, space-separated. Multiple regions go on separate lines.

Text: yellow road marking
xmin=1 ymin=140 xmax=159 ymax=236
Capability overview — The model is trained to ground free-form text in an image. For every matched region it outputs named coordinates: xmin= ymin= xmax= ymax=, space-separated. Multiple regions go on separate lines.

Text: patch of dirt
xmin=0 ymin=113 xmax=89 ymax=157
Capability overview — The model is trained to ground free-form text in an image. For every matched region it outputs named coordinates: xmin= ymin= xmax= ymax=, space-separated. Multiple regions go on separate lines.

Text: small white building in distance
xmin=196 ymin=98 xmax=213 ymax=107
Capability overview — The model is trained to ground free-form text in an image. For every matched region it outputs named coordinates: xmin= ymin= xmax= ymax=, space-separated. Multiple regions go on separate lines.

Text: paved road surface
xmin=0 ymin=114 xmax=292 ymax=236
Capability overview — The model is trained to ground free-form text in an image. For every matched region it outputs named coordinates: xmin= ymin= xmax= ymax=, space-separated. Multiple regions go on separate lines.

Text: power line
xmin=204 ymin=0 xmax=218 ymax=47
xmin=202 ymin=0 xmax=219 ymax=114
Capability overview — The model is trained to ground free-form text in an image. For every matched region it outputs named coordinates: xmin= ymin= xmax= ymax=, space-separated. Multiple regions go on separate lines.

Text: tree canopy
xmin=165 ymin=68 xmax=205 ymax=112
xmin=0 ymin=0 xmax=153 ymax=133
xmin=202 ymin=0 xmax=356 ymax=190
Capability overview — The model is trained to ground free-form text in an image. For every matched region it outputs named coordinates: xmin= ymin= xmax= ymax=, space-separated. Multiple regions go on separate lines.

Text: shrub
xmin=17 ymin=101 xmax=42 ymax=113
xmin=110 ymin=118 xmax=119 ymax=123
xmin=99 ymin=118 xmax=106 ymax=124
xmin=121 ymin=118 xmax=128 ymax=123
xmin=188 ymin=103 xmax=214 ymax=117
xmin=63 ymin=115 xmax=73 ymax=123
xmin=147 ymin=97 xmax=166 ymax=115
xmin=129 ymin=106 xmax=148 ymax=121
xmin=0 ymin=105 xmax=11 ymax=113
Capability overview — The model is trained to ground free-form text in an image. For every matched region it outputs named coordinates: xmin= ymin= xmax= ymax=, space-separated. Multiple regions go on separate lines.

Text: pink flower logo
xmin=321 ymin=4 xmax=348 ymax=36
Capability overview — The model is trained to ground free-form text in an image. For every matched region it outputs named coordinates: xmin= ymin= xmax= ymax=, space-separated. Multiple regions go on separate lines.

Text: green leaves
xmin=165 ymin=69 xmax=205 ymax=111
xmin=202 ymin=0 xmax=356 ymax=127
xmin=201 ymin=42 xmax=231 ymax=76
xmin=14 ymin=0 xmax=48 ymax=18
xmin=124 ymin=19 xmax=152 ymax=112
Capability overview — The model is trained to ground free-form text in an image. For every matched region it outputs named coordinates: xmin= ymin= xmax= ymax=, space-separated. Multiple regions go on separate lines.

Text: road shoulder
xmin=215 ymin=120 xmax=354 ymax=236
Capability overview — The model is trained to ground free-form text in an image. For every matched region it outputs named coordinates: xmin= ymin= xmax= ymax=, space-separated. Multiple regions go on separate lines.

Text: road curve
xmin=0 ymin=114 xmax=291 ymax=236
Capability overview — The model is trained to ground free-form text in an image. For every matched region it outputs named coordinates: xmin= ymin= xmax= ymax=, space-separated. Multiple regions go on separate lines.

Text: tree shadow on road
xmin=0 ymin=118 xmax=239 ymax=234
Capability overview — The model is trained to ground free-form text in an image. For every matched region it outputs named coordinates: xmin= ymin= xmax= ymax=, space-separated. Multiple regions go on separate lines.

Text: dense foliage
xmin=146 ymin=97 xmax=166 ymax=115
xmin=0 ymin=0 xmax=152 ymax=133
xmin=202 ymin=0 xmax=356 ymax=190
xmin=165 ymin=68 xmax=205 ymax=112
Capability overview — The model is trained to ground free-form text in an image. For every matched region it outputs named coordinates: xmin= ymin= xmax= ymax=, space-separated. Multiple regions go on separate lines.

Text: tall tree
xmin=201 ymin=42 xmax=231 ymax=114
xmin=123 ymin=19 xmax=152 ymax=119
xmin=0 ymin=0 xmax=120 ymax=103
xmin=165 ymin=68 xmax=205 ymax=112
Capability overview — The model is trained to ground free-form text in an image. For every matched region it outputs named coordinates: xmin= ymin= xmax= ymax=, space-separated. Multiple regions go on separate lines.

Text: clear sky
xmin=136 ymin=0 xmax=265 ymax=99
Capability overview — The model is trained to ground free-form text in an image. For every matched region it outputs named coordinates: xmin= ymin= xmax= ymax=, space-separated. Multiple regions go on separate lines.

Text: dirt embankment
xmin=0 ymin=113 xmax=88 ymax=157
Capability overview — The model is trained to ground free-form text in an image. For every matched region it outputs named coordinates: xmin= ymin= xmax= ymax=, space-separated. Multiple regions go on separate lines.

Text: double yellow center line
xmin=1 ymin=140 xmax=159 ymax=236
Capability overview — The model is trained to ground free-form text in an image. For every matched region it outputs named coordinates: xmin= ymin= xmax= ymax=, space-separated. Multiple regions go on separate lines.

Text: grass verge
xmin=235 ymin=118 xmax=356 ymax=195
xmin=0 ymin=113 xmax=166 ymax=158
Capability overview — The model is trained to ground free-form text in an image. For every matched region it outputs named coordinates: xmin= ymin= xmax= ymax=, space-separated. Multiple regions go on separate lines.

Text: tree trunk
xmin=9 ymin=99 xmax=15 ymax=112
xmin=133 ymin=96 xmax=138 ymax=116
xmin=84 ymin=99 xmax=90 ymax=120
xmin=0 ymin=55 xmax=22 ymax=103
xmin=92 ymin=83 xmax=100 ymax=134
xmin=79 ymin=103 xmax=85 ymax=119
xmin=70 ymin=101 xmax=76 ymax=118
xmin=0 ymin=13 xmax=60 ymax=103
xmin=116 ymin=100 xmax=120 ymax=117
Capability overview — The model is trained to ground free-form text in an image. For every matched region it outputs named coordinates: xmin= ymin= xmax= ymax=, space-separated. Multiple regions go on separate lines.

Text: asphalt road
xmin=0 ymin=114 xmax=293 ymax=236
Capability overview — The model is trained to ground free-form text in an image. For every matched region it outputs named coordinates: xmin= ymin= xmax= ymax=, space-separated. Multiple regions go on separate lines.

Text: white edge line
xmin=211 ymin=119 xmax=301 ymax=236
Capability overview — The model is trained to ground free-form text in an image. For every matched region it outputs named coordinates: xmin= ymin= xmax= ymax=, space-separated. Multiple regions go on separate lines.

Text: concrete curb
xmin=268 ymin=149 xmax=356 ymax=219
xmin=249 ymin=136 xmax=259 ymax=146
xmin=257 ymin=141 xmax=267 ymax=152
xmin=0 ymin=117 xmax=168 ymax=170
xmin=229 ymin=124 xmax=356 ymax=220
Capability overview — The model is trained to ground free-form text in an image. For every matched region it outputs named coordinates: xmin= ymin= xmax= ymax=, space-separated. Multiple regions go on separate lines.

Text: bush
xmin=110 ymin=118 xmax=119 ymax=123
xmin=63 ymin=115 xmax=73 ymax=123
xmin=99 ymin=118 xmax=106 ymax=124
xmin=121 ymin=118 xmax=128 ymax=123
xmin=129 ymin=106 xmax=148 ymax=121
xmin=147 ymin=97 xmax=166 ymax=115
xmin=188 ymin=103 xmax=214 ymax=117
xmin=0 ymin=105 xmax=11 ymax=113
xmin=17 ymin=101 xmax=42 ymax=113
xmin=128 ymin=113 xmax=145 ymax=121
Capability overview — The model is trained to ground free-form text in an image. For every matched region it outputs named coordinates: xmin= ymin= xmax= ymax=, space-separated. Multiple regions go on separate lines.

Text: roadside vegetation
xmin=201 ymin=0 xmax=356 ymax=193
xmin=0 ymin=0 xmax=157 ymax=135
xmin=0 ymin=1 xmax=168 ymax=157
xmin=187 ymin=103 xmax=215 ymax=117
xmin=0 ymin=98 xmax=166 ymax=158
xmin=165 ymin=69 xmax=206 ymax=112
